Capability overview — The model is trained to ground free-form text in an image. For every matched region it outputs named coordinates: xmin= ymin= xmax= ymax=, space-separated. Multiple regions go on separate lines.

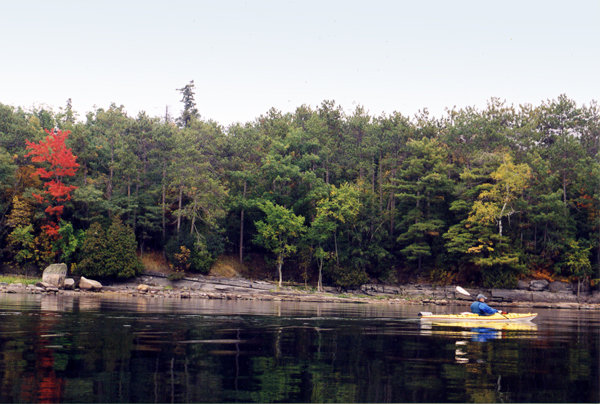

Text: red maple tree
xmin=25 ymin=129 xmax=79 ymax=239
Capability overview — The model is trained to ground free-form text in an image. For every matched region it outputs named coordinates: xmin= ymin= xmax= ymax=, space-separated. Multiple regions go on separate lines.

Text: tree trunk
xmin=389 ymin=180 xmax=396 ymax=237
xmin=334 ymin=232 xmax=339 ymax=265
xmin=318 ymin=259 xmax=323 ymax=292
xmin=378 ymin=152 xmax=383 ymax=214
xmin=161 ymin=163 xmax=166 ymax=241
xmin=133 ymin=177 xmax=139 ymax=233
xmin=190 ymin=196 xmax=197 ymax=236
xmin=239 ymin=180 xmax=247 ymax=264
xmin=107 ymin=140 xmax=114 ymax=201
xmin=176 ymin=186 xmax=183 ymax=236
xmin=277 ymin=256 xmax=283 ymax=288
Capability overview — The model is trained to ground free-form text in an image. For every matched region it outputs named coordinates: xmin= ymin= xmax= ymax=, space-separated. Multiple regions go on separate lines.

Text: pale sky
xmin=1 ymin=0 xmax=598 ymax=126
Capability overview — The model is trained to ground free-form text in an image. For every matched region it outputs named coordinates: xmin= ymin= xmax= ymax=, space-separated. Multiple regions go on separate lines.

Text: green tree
xmin=469 ymin=153 xmax=531 ymax=236
xmin=558 ymin=239 xmax=593 ymax=297
xmin=253 ymin=200 xmax=306 ymax=288
xmin=105 ymin=216 xmax=143 ymax=278
xmin=177 ymin=80 xmax=199 ymax=128
xmin=394 ymin=137 xmax=453 ymax=272
xmin=78 ymin=218 xmax=141 ymax=279
xmin=78 ymin=222 xmax=108 ymax=278
xmin=308 ymin=183 xmax=361 ymax=291
xmin=7 ymin=224 xmax=35 ymax=265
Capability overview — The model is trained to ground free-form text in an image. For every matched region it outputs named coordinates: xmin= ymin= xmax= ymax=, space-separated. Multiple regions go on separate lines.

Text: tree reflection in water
xmin=0 ymin=296 xmax=597 ymax=403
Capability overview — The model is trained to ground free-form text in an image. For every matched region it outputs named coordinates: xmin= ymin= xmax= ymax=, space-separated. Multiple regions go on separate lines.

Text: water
xmin=0 ymin=294 xmax=598 ymax=403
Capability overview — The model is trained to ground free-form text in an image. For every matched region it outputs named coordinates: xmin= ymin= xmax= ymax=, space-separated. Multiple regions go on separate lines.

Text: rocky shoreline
xmin=1 ymin=269 xmax=599 ymax=310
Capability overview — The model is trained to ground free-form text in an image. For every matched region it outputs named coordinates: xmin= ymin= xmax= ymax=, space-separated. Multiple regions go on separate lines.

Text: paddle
xmin=455 ymin=286 xmax=508 ymax=318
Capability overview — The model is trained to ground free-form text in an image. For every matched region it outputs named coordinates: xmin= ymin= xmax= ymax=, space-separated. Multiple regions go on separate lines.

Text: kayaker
xmin=470 ymin=294 xmax=506 ymax=316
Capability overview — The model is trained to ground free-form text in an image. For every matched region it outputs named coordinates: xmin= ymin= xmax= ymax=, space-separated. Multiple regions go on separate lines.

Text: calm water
xmin=0 ymin=294 xmax=598 ymax=403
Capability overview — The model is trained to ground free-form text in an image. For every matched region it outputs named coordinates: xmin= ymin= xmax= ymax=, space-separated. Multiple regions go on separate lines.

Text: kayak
xmin=420 ymin=321 xmax=537 ymax=334
xmin=418 ymin=312 xmax=537 ymax=322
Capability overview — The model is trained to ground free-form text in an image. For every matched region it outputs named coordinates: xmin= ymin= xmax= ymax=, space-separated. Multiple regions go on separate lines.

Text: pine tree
xmin=176 ymin=80 xmax=199 ymax=128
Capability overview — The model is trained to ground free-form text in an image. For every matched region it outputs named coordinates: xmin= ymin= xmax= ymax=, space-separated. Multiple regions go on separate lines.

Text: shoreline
xmin=1 ymin=273 xmax=599 ymax=310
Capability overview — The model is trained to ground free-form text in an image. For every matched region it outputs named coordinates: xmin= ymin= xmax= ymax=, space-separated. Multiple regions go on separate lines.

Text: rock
xmin=517 ymin=280 xmax=529 ymax=290
xmin=548 ymin=281 xmax=572 ymax=293
xmin=532 ymin=291 xmax=577 ymax=303
xmin=42 ymin=263 xmax=67 ymax=288
xmin=137 ymin=284 xmax=149 ymax=292
xmin=491 ymin=289 xmax=515 ymax=302
xmin=529 ymin=279 xmax=549 ymax=291
xmin=63 ymin=278 xmax=75 ymax=290
xmin=79 ymin=276 xmax=102 ymax=291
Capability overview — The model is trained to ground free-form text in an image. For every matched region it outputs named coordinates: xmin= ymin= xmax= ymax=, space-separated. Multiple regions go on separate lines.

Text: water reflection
xmin=0 ymin=294 xmax=597 ymax=403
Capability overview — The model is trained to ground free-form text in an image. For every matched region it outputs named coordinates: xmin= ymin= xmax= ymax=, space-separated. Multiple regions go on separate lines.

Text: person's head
xmin=476 ymin=294 xmax=486 ymax=302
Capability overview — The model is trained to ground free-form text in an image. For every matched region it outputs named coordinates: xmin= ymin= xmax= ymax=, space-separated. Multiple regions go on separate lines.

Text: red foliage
xmin=41 ymin=223 xmax=60 ymax=238
xmin=44 ymin=205 xmax=64 ymax=216
xmin=25 ymin=129 xmax=79 ymax=239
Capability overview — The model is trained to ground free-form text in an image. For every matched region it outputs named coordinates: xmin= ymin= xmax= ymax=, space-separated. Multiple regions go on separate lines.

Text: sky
xmin=1 ymin=0 xmax=599 ymax=126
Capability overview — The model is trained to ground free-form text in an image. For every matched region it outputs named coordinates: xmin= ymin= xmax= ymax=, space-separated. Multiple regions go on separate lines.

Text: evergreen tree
xmin=78 ymin=222 xmax=108 ymax=278
xmin=177 ymin=80 xmax=199 ymax=128
xmin=105 ymin=216 xmax=143 ymax=278
xmin=78 ymin=218 xmax=141 ymax=279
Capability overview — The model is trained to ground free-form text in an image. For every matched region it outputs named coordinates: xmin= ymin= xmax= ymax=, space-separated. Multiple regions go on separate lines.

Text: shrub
xmin=77 ymin=217 xmax=142 ymax=279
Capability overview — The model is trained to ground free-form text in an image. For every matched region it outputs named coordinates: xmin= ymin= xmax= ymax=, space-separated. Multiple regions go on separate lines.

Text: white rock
xmin=79 ymin=276 xmax=102 ymax=291
xmin=42 ymin=263 xmax=67 ymax=288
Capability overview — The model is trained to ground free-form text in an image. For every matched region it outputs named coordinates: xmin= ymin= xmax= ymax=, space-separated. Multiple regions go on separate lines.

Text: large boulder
xmin=516 ymin=280 xmax=530 ymax=290
xmin=529 ymin=279 xmax=549 ymax=291
xmin=79 ymin=276 xmax=102 ymax=291
xmin=548 ymin=281 xmax=572 ymax=293
xmin=42 ymin=263 xmax=67 ymax=288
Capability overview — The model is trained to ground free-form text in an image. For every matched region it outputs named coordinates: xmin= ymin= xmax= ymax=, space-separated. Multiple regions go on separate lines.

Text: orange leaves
xmin=44 ymin=205 xmax=64 ymax=216
xmin=44 ymin=180 xmax=77 ymax=202
xmin=25 ymin=129 xmax=79 ymax=176
xmin=41 ymin=223 xmax=60 ymax=238
xmin=25 ymin=128 xmax=79 ymax=239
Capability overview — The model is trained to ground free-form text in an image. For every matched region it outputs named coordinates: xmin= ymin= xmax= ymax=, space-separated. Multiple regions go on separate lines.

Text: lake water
xmin=0 ymin=294 xmax=598 ymax=403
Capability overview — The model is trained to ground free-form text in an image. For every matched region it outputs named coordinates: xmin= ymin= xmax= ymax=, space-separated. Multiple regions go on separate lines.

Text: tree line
xmin=0 ymin=87 xmax=598 ymax=289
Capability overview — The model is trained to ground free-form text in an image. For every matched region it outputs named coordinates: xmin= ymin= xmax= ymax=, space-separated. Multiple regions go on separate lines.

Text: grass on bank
xmin=0 ymin=275 xmax=41 ymax=285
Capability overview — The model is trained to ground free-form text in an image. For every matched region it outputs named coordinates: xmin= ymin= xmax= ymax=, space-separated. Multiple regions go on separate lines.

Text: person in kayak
xmin=470 ymin=294 xmax=507 ymax=316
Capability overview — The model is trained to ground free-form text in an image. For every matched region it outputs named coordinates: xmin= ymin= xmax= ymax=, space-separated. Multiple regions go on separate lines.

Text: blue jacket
xmin=470 ymin=301 xmax=498 ymax=316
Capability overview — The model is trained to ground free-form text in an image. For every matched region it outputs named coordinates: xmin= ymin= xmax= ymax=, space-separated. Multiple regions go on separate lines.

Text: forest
xmin=0 ymin=86 xmax=598 ymax=289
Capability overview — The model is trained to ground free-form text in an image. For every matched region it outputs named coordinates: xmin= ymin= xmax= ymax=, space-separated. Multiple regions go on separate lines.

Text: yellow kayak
xmin=419 ymin=312 xmax=537 ymax=322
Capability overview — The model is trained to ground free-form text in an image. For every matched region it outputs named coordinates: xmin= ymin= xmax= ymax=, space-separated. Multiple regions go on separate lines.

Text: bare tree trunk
xmin=277 ymin=256 xmax=283 ymax=288
xmin=318 ymin=259 xmax=323 ymax=292
xmin=334 ymin=232 xmax=339 ymax=265
xmin=161 ymin=163 xmax=166 ymax=241
xmin=133 ymin=177 xmax=139 ymax=233
xmin=239 ymin=180 xmax=247 ymax=264
xmin=176 ymin=186 xmax=183 ymax=236
xmin=190 ymin=196 xmax=197 ymax=236
xmin=107 ymin=139 xmax=115 ymax=202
